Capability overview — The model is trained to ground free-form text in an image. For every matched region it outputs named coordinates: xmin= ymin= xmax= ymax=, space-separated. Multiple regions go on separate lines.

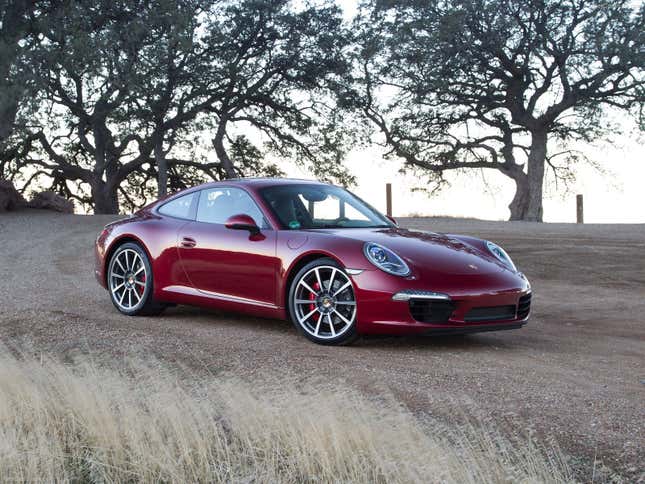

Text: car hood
xmin=304 ymin=227 xmax=510 ymax=276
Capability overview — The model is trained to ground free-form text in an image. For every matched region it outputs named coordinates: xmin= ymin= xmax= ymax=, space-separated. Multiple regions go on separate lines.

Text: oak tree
xmin=356 ymin=0 xmax=644 ymax=220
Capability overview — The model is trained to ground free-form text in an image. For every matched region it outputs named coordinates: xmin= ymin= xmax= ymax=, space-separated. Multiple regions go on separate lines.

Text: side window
xmin=158 ymin=193 xmax=195 ymax=219
xmin=196 ymin=187 xmax=268 ymax=228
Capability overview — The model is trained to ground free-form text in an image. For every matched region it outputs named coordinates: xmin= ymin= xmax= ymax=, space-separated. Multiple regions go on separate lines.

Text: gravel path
xmin=1 ymin=210 xmax=643 ymax=481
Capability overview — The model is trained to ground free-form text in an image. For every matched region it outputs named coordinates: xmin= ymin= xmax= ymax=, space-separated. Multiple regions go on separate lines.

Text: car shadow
xmin=161 ymin=306 xmax=525 ymax=351
xmin=162 ymin=305 xmax=292 ymax=333
xmin=354 ymin=333 xmax=520 ymax=350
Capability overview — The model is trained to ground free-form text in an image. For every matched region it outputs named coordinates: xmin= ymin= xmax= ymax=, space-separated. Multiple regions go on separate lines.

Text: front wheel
xmin=107 ymin=242 xmax=165 ymax=316
xmin=288 ymin=258 xmax=359 ymax=345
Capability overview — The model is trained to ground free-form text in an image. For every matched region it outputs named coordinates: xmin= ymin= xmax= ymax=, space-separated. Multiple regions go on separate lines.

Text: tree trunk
xmin=212 ymin=124 xmax=237 ymax=178
xmin=497 ymin=125 xmax=532 ymax=221
xmin=504 ymin=166 xmax=530 ymax=221
xmin=0 ymin=100 xmax=18 ymax=146
xmin=92 ymin=179 xmax=119 ymax=214
xmin=154 ymin=137 xmax=168 ymax=197
xmin=525 ymin=130 xmax=547 ymax=222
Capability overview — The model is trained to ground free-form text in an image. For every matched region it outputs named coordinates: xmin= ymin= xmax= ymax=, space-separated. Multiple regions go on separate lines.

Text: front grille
xmin=517 ymin=293 xmax=531 ymax=319
xmin=465 ymin=305 xmax=517 ymax=322
xmin=409 ymin=300 xmax=455 ymax=323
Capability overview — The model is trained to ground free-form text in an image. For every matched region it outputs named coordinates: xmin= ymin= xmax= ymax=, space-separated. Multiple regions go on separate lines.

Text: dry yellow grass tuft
xmin=0 ymin=348 xmax=571 ymax=483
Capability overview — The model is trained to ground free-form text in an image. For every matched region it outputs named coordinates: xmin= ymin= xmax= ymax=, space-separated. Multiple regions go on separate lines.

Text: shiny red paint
xmin=224 ymin=213 xmax=260 ymax=233
xmin=95 ymin=178 xmax=531 ymax=336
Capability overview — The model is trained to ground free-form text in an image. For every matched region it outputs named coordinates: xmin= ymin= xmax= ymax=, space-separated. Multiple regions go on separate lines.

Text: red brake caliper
xmin=309 ymin=282 xmax=320 ymax=322
xmin=138 ymin=273 xmax=146 ymax=295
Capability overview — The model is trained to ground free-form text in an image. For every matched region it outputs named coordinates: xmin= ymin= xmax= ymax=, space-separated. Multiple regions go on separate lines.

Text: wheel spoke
xmin=115 ymin=257 xmax=126 ymax=273
xmin=112 ymin=282 xmax=125 ymax=293
xmin=131 ymin=287 xmax=141 ymax=302
xmin=111 ymin=272 xmax=125 ymax=279
xmin=119 ymin=289 xmax=127 ymax=305
xmin=135 ymin=281 xmax=146 ymax=287
xmin=314 ymin=317 xmax=321 ymax=335
xmin=328 ymin=268 xmax=336 ymax=291
xmin=126 ymin=252 xmax=135 ymax=271
xmin=299 ymin=280 xmax=318 ymax=296
xmin=335 ymin=300 xmax=356 ymax=305
xmin=327 ymin=314 xmax=335 ymax=336
xmin=295 ymin=299 xmax=314 ymax=305
xmin=299 ymin=308 xmax=318 ymax=323
xmin=128 ymin=289 xmax=132 ymax=307
xmin=314 ymin=268 xmax=323 ymax=290
xmin=134 ymin=265 xmax=145 ymax=276
xmin=131 ymin=254 xmax=141 ymax=272
xmin=333 ymin=309 xmax=351 ymax=326
xmin=332 ymin=281 xmax=351 ymax=297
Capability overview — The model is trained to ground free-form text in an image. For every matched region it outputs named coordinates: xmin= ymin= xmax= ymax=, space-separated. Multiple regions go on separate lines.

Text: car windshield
xmin=260 ymin=184 xmax=393 ymax=230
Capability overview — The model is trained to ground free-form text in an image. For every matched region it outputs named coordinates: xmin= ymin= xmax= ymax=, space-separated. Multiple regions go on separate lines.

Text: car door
xmin=152 ymin=191 xmax=199 ymax=292
xmin=177 ymin=186 xmax=278 ymax=306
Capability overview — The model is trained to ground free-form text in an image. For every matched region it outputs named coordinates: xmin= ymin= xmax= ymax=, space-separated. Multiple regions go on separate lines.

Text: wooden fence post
xmin=576 ymin=194 xmax=584 ymax=224
xmin=386 ymin=183 xmax=392 ymax=217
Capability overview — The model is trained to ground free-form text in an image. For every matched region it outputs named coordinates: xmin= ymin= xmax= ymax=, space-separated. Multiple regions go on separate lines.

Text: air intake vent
xmin=409 ymin=300 xmax=455 ymax=323
xmin=465 ymin=305 xmax=517 ymax=322
xmin=517 ymin=293 xmax=531 ymax=319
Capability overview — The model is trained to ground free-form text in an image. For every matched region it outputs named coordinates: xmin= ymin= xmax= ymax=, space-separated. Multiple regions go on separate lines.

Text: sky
xmin=282 ymin=132 xmax=645 ymax=223
xmin=298 ymin=1 xmax=645 ymax=224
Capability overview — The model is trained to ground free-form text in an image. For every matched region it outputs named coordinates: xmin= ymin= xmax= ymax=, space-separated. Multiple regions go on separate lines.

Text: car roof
xmin=198 ymin=177 xmax=329 ymax=190
xmin=150 ymin=177 xmax=331 ymax=212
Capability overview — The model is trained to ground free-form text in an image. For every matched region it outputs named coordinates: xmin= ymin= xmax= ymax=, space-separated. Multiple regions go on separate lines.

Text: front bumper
xmin=350 ymin=269 xmax=531 ymax=336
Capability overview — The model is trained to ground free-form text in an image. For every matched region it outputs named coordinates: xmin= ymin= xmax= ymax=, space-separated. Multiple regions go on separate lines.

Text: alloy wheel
xmin=292 ymin=265 xmax=357 ymax=340
xmin=109 ymin=248 xmax=148 ymax=311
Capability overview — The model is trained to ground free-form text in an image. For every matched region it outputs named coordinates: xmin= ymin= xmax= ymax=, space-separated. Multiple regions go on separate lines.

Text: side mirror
xmin=224 ymin=214 xmax=260 ymax=235
xmin=386 ymin=214 xmax=398 ymax=226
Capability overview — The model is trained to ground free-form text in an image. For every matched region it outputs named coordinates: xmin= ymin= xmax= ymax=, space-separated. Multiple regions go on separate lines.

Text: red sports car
xmin=95 ymin=178 xmax=531 ymax=345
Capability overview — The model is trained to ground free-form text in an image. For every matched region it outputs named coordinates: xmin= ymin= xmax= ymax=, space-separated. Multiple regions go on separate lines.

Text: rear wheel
xmin=107 ymin=242 xmax=165 ymax=316
xmin=288 ymin=258 xmax=358 ymax=345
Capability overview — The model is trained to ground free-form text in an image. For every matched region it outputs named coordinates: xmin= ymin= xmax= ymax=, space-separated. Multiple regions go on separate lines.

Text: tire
xmin=107 ymin=242 xmax=165 ymax=316
xmin=288 ymin=258 xmax=359 ymax=345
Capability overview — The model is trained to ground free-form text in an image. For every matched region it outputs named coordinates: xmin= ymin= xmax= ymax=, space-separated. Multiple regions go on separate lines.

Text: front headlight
xmin=485 ymin=241 xmax=516 ymax=271
xmin=363 ymin=242 xmax=410 ymax=276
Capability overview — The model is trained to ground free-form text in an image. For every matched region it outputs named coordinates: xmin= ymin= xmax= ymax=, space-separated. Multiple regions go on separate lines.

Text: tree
xmin=0 ymin=1 xmax=62 ymax=172
xmin=124 ymin=0 xmax=222 ymax=199
xmin=8 ymin=0 xmax=357 ymax=213
xmin=9 ymin=1 xmax=180 ymax=213
xmin=355 ymin=0 xmax=644 ymax=221
xmin=123 ymin=0 xmax=289 ymax=201
xmin=99 ymin=0 xmax=356 ymax=206
xmin=12 ymin=0 xmax=216 ymax=212
xmin=197 ymin=0 xmax=356 ymax=185
xmin=0 ymin=0 xmax=32 ymax=147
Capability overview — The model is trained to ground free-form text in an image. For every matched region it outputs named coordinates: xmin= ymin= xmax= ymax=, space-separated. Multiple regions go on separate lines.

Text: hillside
xmin=0 ymin=210 xmax=643 ymax=481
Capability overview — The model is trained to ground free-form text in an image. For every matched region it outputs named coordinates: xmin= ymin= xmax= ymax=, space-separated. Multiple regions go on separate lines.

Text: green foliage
xmin=355 ymin=0 xmax=644 ymax=220
xmin=2 ymin=0 xmax=358 ymax=213
xmin=5 ymin=0 xmax=642 ymax=216
xmin=197 ymin=0 xmax=357 ymax=184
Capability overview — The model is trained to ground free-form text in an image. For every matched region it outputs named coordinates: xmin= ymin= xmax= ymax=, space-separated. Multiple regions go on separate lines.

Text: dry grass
xmin=0 ymin=348 xmax=572 ymax=483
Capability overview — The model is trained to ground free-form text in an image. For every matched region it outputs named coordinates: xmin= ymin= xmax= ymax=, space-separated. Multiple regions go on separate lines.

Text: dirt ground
xmin=1 ymin=210 xmax=643 ymax=481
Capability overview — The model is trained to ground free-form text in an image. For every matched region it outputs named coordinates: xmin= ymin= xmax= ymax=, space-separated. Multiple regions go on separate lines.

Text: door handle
xmin=180 ymin=236 xmax=197 ymax=248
